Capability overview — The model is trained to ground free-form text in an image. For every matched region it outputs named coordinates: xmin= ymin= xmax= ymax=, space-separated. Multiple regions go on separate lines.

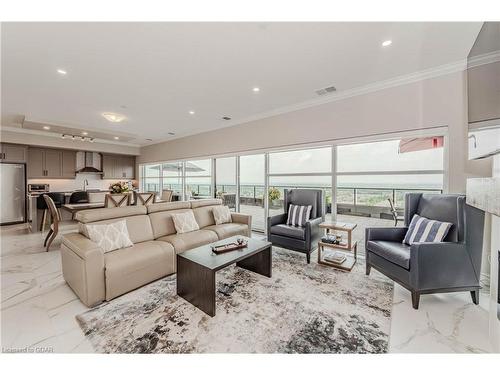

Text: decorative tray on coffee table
xmin=211 ymin=239 xmax=248 ymax=254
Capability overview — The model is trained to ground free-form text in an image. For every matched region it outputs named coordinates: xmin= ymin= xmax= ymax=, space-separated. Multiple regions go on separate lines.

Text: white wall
xmin=138 ymin=71 xmax=491 ymax=193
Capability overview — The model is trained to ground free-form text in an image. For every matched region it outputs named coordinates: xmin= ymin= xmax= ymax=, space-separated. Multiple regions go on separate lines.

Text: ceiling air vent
xmin=315 ymin=85 xmax=337 ymax=96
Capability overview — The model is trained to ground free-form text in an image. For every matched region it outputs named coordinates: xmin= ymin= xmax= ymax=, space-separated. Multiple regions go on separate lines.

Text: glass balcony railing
xmin=154 ymin=183 xmax=442 ymax=218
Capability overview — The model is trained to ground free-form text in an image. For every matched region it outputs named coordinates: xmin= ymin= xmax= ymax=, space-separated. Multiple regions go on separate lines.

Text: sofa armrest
xmin=305 ymin=216 xmax=323 ymax=248
xmin=267 ymin=213 xmax=287 ymax=241
xmin=231 ymin=212 xmax=252 ymax=235
xmin=410 ymin=242 xmax=479 ymax=290
xmin=231 ymin=212 xmax=251 ymax=226
xmin=268 ymin=213 xmax=287 ymax=227
xmin=62 ymin=232 xmax=102 ymax=259
xmin=61 ymin=233 xmax=105 ymax=307
xmin=365 ymin=227 xmax=408 ymax=246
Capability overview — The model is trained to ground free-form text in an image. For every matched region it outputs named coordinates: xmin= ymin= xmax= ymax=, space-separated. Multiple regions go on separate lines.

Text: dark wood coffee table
xmin=176 ymin=236 xmax=272 ymax=317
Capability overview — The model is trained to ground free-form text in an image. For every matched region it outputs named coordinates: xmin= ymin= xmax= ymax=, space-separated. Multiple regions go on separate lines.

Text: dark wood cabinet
xmin=0 ymin=143 xmax=27 ymax=163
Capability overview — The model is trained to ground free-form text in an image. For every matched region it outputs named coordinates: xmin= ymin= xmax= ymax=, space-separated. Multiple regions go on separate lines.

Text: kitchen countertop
xmin=27 ymin=190 xmax=111 ymax=197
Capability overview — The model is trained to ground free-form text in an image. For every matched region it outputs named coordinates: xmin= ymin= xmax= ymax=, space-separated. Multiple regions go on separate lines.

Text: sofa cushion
xmin=212 ymin=206 xmax=232 ymax=225
xmin=75 ymin=206 xmax=147 ymax=223
xmin=192 ymin=205 xmax=217 ymax=228
xmin=367 ymin=240 xmax=411 ymax=269
xmin=286 ymin=204 xmax=312 ymax=227
xmin=270 ymin=224 xmax=306 ymax=240
xmin=403 ymin=214 xmax=452 ymax=245
xmin=157 ymin=229 xmax=218 ymax=253
xmin=147 ymin=201 xmax=191 ymax=214
xmin=171 ymin=211 xmax=200 ymax=233
xmin=148 ymin=208 xmax=193 ymax=239
xmin=104 ymin=240 xmax=175 ymax=301
xmin=205 ymin=223 xmax=248 ymax=240
xmin=86 ymin=220 xmax=133 ymax=253
xmin=190 ymin=198 xmax=222 ymax=208
xmin=80 ymin=214 xmax=154 ymax=244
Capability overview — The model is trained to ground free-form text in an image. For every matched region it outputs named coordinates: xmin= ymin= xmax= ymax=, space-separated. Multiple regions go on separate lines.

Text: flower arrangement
xmin=109 ymin=181 xmax=130 ymax=194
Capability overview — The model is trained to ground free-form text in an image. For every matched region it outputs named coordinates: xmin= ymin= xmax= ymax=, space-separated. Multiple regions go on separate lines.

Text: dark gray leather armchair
xmin=365 ymin=193 xmax=485 ymax=309
xmin=267 ymin=189 xmax=324 ymax=263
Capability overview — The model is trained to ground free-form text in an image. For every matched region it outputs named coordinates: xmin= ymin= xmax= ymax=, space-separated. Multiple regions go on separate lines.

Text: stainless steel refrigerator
xmin=0 ymin=163 xmax=26 ymax=224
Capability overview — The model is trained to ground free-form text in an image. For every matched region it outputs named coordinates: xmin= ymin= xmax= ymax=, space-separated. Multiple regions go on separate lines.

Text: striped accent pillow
xmin=286 ymin=204 xmax=312 ymax=227
xmin=403 ymin=214 xmax=453 ymax=245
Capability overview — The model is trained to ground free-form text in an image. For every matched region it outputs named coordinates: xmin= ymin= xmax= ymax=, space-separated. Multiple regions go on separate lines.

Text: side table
xmin=317 ymin=221 xmax=357 ymax=271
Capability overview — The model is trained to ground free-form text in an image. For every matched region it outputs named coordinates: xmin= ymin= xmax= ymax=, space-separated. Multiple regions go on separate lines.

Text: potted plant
xmin=268 ymin=187 xmax=281 ymax=208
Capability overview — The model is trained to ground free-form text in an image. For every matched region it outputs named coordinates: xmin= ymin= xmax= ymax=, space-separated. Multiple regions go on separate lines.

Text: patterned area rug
xmin=76 ymin=248 xmax=394 ymax=353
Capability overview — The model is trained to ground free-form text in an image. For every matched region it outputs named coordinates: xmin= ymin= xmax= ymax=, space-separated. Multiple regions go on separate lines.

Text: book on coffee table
xmin=324 ymin=251 xmax=347 ymax=265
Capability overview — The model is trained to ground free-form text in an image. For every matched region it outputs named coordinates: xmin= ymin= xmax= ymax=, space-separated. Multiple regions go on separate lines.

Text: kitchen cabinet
xmin=44 ymin=149 xmax=62 ymax=177
xmin=121 ymin=156 xmax=135 ymax=179
xmin=27 ymin=148 xmax=76 ymax=178
xmin=61 ymin=150 xmax=76 ymax=178
xmin=27 ymin=148 xmax=46 ymax=178
xmin=102 ymin=154 xmax=135 ymax=179
xmin=0 ymin=143 xmax=27 ymax=163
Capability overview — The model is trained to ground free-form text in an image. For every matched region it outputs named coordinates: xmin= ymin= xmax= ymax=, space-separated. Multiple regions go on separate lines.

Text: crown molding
xmin=0 ymin=126 xmax=142 ymax=148
xmin=467 ymin=50 xmax=500 ymax=68
xmin=144 ymin=58 xmax=469 ymax=147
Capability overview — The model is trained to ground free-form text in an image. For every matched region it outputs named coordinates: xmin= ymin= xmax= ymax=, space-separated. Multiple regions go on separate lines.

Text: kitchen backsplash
xmin=28 ymin=174 xmax=133 ymax=192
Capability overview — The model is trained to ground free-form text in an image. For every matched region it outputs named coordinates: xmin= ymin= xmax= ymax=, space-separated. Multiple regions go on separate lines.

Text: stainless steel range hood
xmin=76 ymin=152 xmax=103 ymax=174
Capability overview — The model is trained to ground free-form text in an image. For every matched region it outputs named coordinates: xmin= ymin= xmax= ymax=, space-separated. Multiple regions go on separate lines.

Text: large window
xmin=185 ymin=159 xmax=212 ymax=199
xmin=336 ymin=138 xmax=444 ymax=212
xmin=140 ymin=134 xmax=446 ymax=233
xmin=162 ymin=162 xmax=183 ymax=195
xmin=215 ymin=157 xmax=237 ymax=211
xmin=140 ymin=159 xmax=212 ymax=200
xmin=268 ymin=147 xmax=333 ymax=218
xmin=239 ymin=154 xmax=266 ymax=231
xmin=142 ymin=164 xmax=161 ymax=194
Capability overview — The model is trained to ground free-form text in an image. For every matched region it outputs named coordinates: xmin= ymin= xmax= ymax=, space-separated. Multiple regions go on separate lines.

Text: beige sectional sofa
xmin=61 ymin=199 xmax=251 ymax=307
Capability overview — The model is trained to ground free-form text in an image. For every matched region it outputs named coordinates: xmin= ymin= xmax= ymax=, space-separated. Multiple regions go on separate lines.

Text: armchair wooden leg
xmin=306 ymin=252 xmax=311 ymax=264
xmin=470 ymin=290 xmax=479 ymax=305
xmin=411 ymin=291 xmax=420 ymax=309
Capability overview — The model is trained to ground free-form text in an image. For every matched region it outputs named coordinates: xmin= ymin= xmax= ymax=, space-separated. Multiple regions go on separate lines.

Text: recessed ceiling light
xmin=57 ymin=69 xmax=67 ymax=75
xmin=82 ymin=131 xmax=88 ymax=136
xmin=189 ymin=111 xmax=195 ymax=115
xmin=102 ymin=112 xmax=126 ymax=123
xmin=252 ymin=87 xmax=260 ymax=92
xmin=114 ymin=136 xmax=119 ymax=140
xmin=382 ymin=40 xmax=392 ymax=47
xmin=43 ymin=126 xmax=51 ymax=130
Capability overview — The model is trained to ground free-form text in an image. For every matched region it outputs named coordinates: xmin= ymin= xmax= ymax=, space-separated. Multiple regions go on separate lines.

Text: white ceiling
xmin=1 ymin=22 xmax=482 ymax=145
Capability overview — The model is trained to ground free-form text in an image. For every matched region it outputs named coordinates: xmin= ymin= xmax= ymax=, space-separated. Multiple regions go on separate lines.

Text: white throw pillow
xmin=213 ymin=206 xmax=232 ymax=225
xmin=86 ymin=220 xmax=133 ymax=253
xmin=171 ymin=211 xmax=200 ymax=234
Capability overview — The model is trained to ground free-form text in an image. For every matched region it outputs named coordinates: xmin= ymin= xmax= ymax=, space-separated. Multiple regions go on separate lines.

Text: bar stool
xmin=37 ymin=193 xmax=65 ymax=231
xmin=43 ymin=195 xmax=61 ymax=251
